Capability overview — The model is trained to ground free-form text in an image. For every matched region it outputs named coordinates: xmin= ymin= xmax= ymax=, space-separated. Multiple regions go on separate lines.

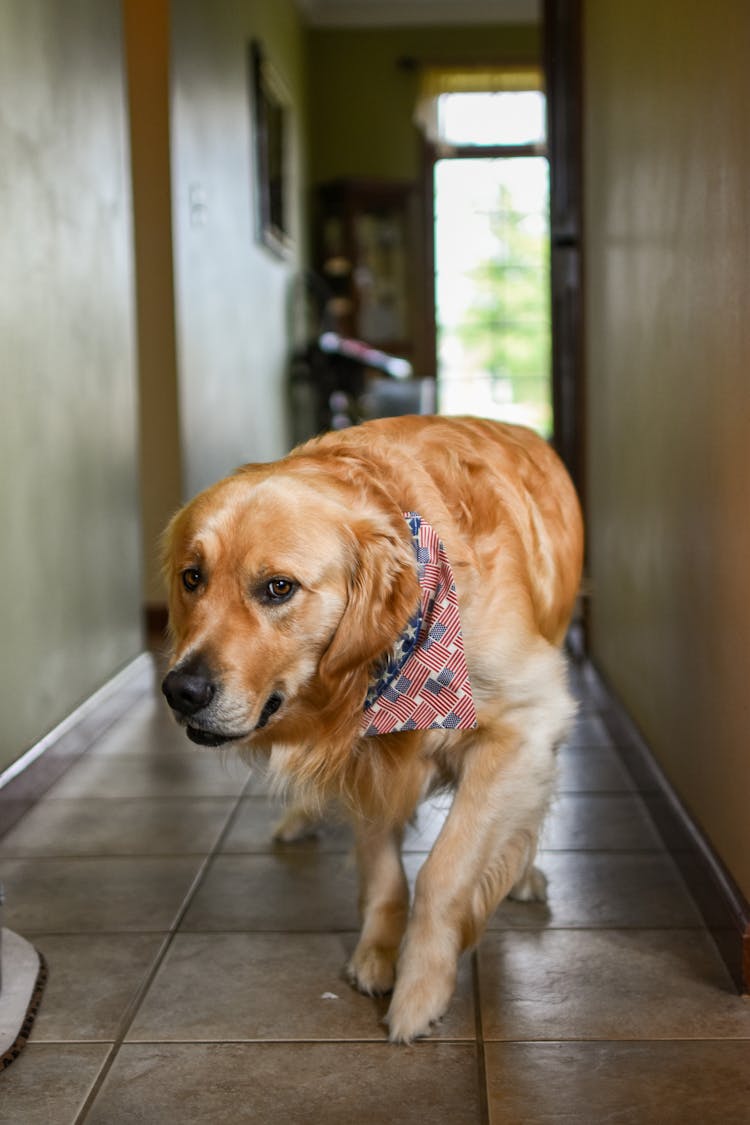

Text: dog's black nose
xmin=162 ymin=668 xmax=215 ymax=716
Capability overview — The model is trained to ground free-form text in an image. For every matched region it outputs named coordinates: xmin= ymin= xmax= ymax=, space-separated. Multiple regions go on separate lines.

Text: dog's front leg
xmin=386 ymin=721 xmax=558 ymax=1043
xmin=346 ymin=819 xmax=409 ymax=997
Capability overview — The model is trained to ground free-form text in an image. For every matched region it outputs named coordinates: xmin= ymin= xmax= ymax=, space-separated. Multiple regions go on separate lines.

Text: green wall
xmin=0 ymin=0 xmax=142 ymax=771
xmin=307 ymin=25 xmax=540 ymax=183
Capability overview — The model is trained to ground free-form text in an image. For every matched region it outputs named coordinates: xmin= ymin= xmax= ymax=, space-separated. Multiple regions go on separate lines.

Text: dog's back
xmin=290 ymin=415 xmax=583 ymax=647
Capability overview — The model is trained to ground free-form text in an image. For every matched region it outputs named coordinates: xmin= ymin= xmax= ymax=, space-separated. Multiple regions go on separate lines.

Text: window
xmin=437 ymin=90 xmax=546 ymax=148
xmin=417 ymin=67 xmax=552 ymax=436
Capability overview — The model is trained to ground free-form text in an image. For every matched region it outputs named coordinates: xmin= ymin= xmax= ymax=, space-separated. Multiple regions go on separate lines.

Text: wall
xmin=0 ymin=0 xmax=142 ymax=771
xmin=307 ymin=24 xmax=540 ymax=183
xmin=307 ymin=23 xmax=539 ymax=376
xmin=584 ymin=0 xmax=750 ymax=898
xmin=170 ymin=0 xmax=309 ymax=501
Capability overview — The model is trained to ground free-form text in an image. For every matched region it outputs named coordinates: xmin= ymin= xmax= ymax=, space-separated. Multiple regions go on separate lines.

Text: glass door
xmin=434 ymin=155 xmax=551 ymax=435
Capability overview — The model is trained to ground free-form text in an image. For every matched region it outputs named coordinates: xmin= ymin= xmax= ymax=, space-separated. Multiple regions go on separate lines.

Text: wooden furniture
xmin=315 ymin=178 xmax=417 ymax=364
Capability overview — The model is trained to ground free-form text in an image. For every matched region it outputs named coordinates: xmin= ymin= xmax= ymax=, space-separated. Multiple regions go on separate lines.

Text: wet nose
xmin=161 ymin=667 xmax=215 ymax=716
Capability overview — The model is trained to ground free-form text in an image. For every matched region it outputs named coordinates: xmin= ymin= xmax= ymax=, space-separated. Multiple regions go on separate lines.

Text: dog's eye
xmin=181 ymin=567 xmax=202 ymax=592
xmin=266 ymin=577 xmax=296 ymax=603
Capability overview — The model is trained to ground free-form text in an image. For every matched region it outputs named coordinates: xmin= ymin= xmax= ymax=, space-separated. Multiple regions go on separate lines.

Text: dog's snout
xmin=162 ymin=667 xmax=216 ymax=716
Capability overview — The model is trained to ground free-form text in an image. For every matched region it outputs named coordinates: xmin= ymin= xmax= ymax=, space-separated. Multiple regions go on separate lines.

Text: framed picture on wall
xmin=250 ymin=40 xmax=293 ymax=256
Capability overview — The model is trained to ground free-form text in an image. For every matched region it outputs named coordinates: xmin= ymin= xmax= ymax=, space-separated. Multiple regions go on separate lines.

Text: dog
xmin=161 ymin=415 xmax=584 ymax=1042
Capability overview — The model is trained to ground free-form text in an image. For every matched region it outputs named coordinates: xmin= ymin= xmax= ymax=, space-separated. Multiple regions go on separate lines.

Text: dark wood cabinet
xmin=315 ymin=178 xmax=418 ymax=363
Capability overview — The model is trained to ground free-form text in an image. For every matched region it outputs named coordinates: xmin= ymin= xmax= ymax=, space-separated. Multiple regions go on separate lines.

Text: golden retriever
xmin=161 ymin=415 xmax=583 ymax=1042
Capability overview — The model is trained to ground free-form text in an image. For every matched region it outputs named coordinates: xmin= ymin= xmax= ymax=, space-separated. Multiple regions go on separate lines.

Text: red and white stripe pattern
xmin=360 ymin=513 xmax=477 ymax=736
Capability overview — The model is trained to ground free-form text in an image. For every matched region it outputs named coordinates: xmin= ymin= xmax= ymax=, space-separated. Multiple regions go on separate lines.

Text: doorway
xmin=434 ymin=153 xmax=550 ymax=435
xmin=424 ymin=83 xmax=551 ymax=436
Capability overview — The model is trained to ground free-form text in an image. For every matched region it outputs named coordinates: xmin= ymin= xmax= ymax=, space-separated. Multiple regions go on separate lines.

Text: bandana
xmin=360 ymin=513 xmax=477 ymax=736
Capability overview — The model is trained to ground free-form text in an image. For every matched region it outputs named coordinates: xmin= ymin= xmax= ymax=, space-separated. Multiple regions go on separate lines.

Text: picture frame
xmin=250 ymin=40 xmax=293 ymax=257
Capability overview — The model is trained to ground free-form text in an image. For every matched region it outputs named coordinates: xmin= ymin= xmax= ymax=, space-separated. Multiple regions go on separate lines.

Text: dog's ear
xmin=159 ymin=505 xmax=195 ymax=646
xmin=159 ymin=507 xmax=188 ymax=601
xmin=319 ymin=514 xmax=419 ymax=681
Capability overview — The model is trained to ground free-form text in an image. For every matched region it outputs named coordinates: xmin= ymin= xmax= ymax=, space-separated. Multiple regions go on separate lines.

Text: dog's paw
xmin=385 ymin=958 xmax=455 ymax=1044
xmin=508 ymin=864 xmax=548 ymax=903
xmin=346 ymin=943 xmax=397 ymax=997
xmin=272 ymin=805 xmax=319 ymax=843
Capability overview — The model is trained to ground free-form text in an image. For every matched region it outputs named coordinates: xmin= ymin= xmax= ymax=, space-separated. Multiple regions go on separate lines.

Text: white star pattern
xmin=361 ymin=513 xmax=477 ymax=736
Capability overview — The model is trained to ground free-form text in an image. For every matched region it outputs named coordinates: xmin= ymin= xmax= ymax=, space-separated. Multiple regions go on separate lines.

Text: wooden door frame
xmin=544 ymin=0 xmax=585 ymax=505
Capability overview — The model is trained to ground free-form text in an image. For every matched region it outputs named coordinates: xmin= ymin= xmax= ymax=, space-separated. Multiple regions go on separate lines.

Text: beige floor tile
xmin=2 ymin=856 xmax=201 ymax=933
xmin=128 ymin=931 xmax=475 ymax=1042
xmin=541 ymin=793 xmax=663 ymax=850
xmin=0 ymin=797 xmax=33 ymax=837
xmin=220 ymin=797 xmax=353 ymax=853
xmin=556 ymin=744 xmax=635 ymax=792
xmin=241 ymin=764 xmax=278 ymax=796
xmin=220 ymin=796 xmax=450 ymax=855
xmin=45 ymin=749 xmax=251 ymax=799
xmin=0 ymin=1044 xmax=109 ymax=1125
xmin=567 ymin=714 xmax=612 ymax=748
xmin=488 ymin=851 xmax=703 ymax=930
xmin=181 ymin=853 xmax=360 ymax=931
xmin=86 ymin=1042 xmax=481 ymax=1124
xmin=92 ymin=694 xmax=188 ymax=754
xmin=479 ymin=929 xmax=750 ymax=1041
xmin=485 ymin=1041 xmax=750 ymax=1125
xmin=0 ymin=797 xmax=235 ymax=856
xmin=29 ymin=934 xmax=163 ymax=1041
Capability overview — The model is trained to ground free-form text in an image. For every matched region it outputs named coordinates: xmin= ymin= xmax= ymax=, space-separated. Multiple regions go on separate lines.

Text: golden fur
xmin=162 ymin=415 xmax=584 ymax=1042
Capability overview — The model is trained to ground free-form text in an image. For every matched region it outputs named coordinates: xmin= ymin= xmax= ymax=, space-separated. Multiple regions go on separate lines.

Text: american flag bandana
xmin=360 ymin=513 xmax=477 ymax=736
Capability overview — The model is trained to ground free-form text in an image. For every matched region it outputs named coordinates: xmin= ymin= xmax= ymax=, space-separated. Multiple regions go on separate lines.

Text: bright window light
xmin=437 ymin=91 xmax=546 ymax=147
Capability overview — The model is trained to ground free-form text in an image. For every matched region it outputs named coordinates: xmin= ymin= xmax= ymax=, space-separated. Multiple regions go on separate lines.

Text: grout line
xmin=21 ymin=923 xmax=715 ymax=945
xmin=0 ymin=845 xmax=673 ymax=860
xmin=32 ymin=1034 xmax=750 ymax=1047
xmin=107 ymin=1036 xmax=478 ymax=1047
xmin=471 ymin=951 xmax=491 ymax=1125
xmin=462 ymin=1034 xmax=750 ymax=1045
xmin=72 ymin=792 xmax=251 ymax=1123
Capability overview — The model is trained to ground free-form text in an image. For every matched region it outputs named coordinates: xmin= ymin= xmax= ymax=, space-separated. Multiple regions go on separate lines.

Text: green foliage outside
xmin=454 ymin=184 xmax=551 ymax=435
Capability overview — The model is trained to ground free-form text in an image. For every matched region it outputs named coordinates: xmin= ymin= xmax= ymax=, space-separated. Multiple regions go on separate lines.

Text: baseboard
xmin=584 ymin=661 xmax=750 ymax=995
xmin=0 ymin=654 xmax=154 ymax=838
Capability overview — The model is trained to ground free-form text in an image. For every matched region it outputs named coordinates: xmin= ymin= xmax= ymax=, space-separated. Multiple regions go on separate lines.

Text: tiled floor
xmin=1 ymin=658 xmax=749 ymax=1123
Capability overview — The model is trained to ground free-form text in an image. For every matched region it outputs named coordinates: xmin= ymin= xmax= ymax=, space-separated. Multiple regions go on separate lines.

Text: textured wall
xmin=170 ymin=0 xmax=309 ymax=500
xmin=584 ymin=0 xmax=750 ymax=897
xmin=0 ymin=0 xmax=142 ymax=770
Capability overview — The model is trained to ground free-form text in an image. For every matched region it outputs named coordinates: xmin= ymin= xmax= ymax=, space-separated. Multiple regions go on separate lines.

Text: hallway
xmin=2 ymin=655 xmax=749 ymax=1123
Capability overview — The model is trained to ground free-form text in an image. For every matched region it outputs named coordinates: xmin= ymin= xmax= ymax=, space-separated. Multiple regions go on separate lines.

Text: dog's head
xmin=161 ymin=461 xmax=419 ymax=749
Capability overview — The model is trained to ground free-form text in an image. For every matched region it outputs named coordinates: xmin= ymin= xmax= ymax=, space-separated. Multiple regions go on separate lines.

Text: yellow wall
xmin=0 ymin=0 xmax=142 ymax=770
xmin=584 ymin=0 xmax=750 ymax=898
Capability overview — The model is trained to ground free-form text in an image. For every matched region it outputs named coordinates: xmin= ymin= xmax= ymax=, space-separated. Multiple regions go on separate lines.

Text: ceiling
xmin=298 ymin=0 xmax=540 ymax=28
